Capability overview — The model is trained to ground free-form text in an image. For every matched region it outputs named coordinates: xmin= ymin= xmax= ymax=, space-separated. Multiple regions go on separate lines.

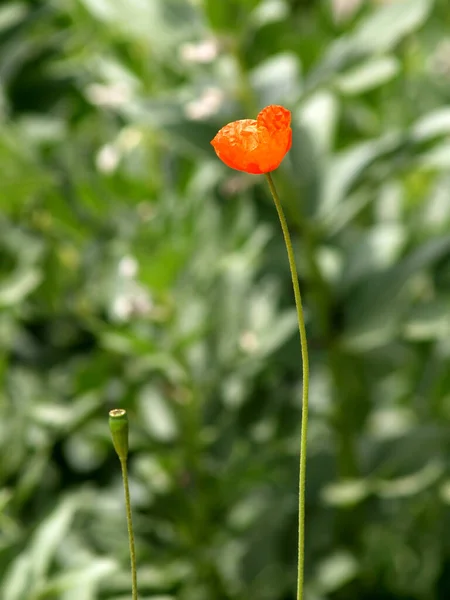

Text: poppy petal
xmin=211 ymin=105 xmax=292 ymax=174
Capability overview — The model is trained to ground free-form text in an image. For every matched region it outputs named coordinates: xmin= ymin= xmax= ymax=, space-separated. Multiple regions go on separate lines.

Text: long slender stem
xmin=265 ymin=172 xmax=309 ymax=600
xmin=120 ymin=458 xmax=138 ymax=600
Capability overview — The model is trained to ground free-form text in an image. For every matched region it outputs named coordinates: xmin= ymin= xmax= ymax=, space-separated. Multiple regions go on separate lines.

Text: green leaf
xmin=352 ymin=0 xmax=433 ymax=53
xmin=44 ymin=559 xmax=116 ymax=599
xmin=0 ymin=2 xmax=28 ymax=33
xmin=250 ymin=52 xmax=302 ymax=106
xmin=308 ymin=0 xmax=432 ymax=88
xmin=418 ymin=141 xmax=450 ymax=169
xmin=316 ymin=551 xmax=359 ymax=593
xmin=339 ymin=224 xmax=406 ymax=291
xmin=249 ymin=0 xmax=289 ymax=28
xmin=29 ymin=496 xmax=79 ymax=585
xmin=0 ymin=268 xmax=42 ymax=307
xmin=203 ymin=0 xmax=237 ymax=31
xmin=78 ymin=0 xmax=200 ymax=47
xmin=3 ymin=552 xmax=32 ymax=600
xmin=343 ymin=235 xmax=450 ymax=349
xmin=297 ymin=91 xmax=339 ymax=157
xmin=138 ymin=384 xmax=178 ymax=442
xmin=336 ymin=57 xmax=400 ymax=95
xmin=412 ymin=108 xmax=450 ymax=142
xmin=320 ymin=132 xmax=402 ymax=217
xmin=321 ymin=479 xmax=371 ymax=507
xmin=375 ymin=460 xmax=444 ymax=498
xmin=289 ymin=93 xmax=339 ymax=216
xmin=403 ymin=298 xmax=450 ymax=341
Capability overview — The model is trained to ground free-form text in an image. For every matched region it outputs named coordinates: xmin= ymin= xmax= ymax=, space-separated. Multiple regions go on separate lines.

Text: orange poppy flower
xmin=211 ymin=105 xmax=292 ymax=175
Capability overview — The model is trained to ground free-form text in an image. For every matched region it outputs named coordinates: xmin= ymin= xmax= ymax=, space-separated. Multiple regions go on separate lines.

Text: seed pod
xmin=109 ymin=408 xmax=129 ymax=462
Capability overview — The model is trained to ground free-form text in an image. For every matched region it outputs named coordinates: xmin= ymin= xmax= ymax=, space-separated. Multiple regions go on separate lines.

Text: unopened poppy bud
xmin=109 ymin=408 xmax=129 ymax=462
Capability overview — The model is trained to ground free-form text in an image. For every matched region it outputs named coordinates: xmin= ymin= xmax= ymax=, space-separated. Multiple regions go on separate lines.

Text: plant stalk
xmin=120 ymin=457 xmax=138 ymax=600
xmin=265 ymin=172 xmax=310 ymax=600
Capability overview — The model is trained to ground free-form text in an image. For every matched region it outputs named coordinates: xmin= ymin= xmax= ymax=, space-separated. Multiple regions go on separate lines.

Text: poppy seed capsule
xmin=109 ymin=408 xmax=129 ymax=462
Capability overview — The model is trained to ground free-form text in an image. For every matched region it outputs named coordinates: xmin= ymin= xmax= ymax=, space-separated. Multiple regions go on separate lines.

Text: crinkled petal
xmin=257 ymin=105 xmax=291 ymax=134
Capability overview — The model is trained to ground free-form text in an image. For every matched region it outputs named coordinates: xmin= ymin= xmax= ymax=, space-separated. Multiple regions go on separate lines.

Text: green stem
xmin=120 ymin=458 xmax=138 ymax=600
xmin=265 ymin=172 xmax=309 ymax=600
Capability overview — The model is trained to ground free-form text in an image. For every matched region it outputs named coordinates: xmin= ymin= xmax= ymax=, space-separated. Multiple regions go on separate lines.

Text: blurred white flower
xmin=118 ymin=255 xmax=138 ymax=278
xmin=112 ymin=255 xmax=153 ymax=321
xmin=112 ymin=295 xmax=134 ymax=321
xmin=331 ymin=0 xmax=363 ymax=22
xmin=118 ymin=127 xmax=143 ymax=151
xmin=95 ymin=128 xmax=143 ymax=174
xmin=96 ymin=144 xmax=120 ymax=173
xmin=132 ymin=289 xmax=153 ymax=316
xmin=85 ymin=83 xmax=131 ymax=108
xmin=185 ymin=87 xmax=224 ymax=121
xmin=239 ymin=331 xmax=260 ymax=354
xmin=111 ymin=287 xmax=153 ymax=322
xmin=180 ymin=39 xmax=219 ymax=64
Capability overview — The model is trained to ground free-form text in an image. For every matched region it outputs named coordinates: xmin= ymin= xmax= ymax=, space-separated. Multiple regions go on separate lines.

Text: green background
xmin=1 ymin=0 xmax=450 ymax=598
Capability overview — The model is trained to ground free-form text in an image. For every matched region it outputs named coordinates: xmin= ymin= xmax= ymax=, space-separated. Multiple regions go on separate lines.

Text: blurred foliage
xmin=1 ymin=0 xmax=450 ymax=599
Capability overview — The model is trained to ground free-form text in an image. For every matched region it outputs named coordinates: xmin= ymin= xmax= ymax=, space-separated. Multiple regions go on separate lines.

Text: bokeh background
xmin=1 ymin=0 xmax=450 ymax=598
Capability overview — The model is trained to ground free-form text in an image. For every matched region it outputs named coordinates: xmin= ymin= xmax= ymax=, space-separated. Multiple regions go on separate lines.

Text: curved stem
xmin=265 ymin=172 xmax=309 ymax=600
xmin=120 ymin=458 xmax=138 ymax=600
